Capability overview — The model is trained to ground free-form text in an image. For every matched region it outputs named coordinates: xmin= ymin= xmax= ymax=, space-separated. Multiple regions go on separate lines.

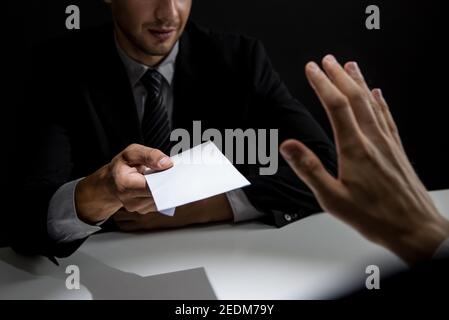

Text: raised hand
xmin=280 ymin=55 xmax=449 ymax=265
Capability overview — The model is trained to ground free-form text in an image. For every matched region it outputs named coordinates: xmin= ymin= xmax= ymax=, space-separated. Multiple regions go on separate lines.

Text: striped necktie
xmin=140 ymin=69 xmax=172 ymax=154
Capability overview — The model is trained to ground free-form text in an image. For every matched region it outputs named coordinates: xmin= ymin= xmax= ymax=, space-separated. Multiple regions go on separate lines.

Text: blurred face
xmin=106 ymin=0 xmax=192 ymax=65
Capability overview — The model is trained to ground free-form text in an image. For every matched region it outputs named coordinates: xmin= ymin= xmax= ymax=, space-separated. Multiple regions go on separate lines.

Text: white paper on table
xmin=144 ymin=141 xmax=250 ymax=216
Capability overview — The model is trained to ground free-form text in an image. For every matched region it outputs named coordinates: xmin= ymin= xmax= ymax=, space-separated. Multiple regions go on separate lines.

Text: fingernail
xmin=372 ymin=88 xmax=382 ymax=99
xmin=324 ymin=54 xmax=337 ymax=64
xmin=280 ymin=144 xmax=300 ymax=161
xmin=307 ymin=62 xmax=320 ymax=74
xmin=377 ymin=88 xmax=383 ymax=98
xmin=158 ymin=157 xmax=171 ymax=166
xmin=346 ymin=62 xmax=360 ymax=76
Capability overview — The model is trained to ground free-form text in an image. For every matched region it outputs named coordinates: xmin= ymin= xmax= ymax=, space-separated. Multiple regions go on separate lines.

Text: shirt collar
xmin=115 ymin=36 xmax=179 ymax=87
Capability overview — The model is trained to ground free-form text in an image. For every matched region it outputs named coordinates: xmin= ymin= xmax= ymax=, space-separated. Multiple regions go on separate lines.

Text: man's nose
xmin=154 ymin=0 xmax=178 ymax=23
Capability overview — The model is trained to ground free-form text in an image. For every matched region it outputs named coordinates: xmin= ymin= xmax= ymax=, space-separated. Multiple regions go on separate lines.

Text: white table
xmin=1 ymin=190 xmax=448 ymax=300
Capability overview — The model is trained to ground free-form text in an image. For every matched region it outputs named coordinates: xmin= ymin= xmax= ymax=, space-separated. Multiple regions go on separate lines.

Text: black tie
xmin=140 ymin=69 xmax=172 ymax=154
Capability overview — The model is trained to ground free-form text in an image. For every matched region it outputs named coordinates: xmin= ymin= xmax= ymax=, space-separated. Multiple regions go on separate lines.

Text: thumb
xmin=280 ymin=139 xmax=338 ymax=198
xmin=122 ymin=144 xmax=173 ymax=170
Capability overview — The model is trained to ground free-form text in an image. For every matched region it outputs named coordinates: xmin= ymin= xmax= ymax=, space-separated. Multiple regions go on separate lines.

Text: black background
xmin=8 ymin=0 xmax=449 ymax=190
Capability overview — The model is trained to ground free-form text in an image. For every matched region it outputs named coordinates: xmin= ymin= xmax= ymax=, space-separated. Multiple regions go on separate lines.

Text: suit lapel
xmin=85 ymin=26 xmax=143 ymax=153
xmin=172 ymin=23 xmax=238 ymax=132
xmin=172 ymin=24 xmax=204 ymax=130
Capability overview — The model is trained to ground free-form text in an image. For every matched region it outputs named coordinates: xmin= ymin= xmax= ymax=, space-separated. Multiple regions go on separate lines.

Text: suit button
xmin=284 ymin=214 xmax=292 ymax=222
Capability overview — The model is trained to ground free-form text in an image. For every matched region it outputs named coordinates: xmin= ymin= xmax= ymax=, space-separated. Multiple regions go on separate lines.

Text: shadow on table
xmin=0 ymin=249 xmax=217 ymax=300
xmin=89 ymin=221 xmax=274 ymax=245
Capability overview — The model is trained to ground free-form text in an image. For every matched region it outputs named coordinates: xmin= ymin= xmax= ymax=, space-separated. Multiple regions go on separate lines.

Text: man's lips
xmin=148 ymin=29 xmax=176 ymax=41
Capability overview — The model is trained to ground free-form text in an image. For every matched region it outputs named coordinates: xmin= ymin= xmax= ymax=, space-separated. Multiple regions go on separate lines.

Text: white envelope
xmin=145 ymin=141 xmax=250 ymax=216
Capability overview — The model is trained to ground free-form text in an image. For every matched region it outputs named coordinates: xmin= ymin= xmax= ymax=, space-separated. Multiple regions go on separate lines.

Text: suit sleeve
xmin=242 ymin=40 xmax=338 ymax=227
xmin=10 ymin=45 xmax=89 ymax=260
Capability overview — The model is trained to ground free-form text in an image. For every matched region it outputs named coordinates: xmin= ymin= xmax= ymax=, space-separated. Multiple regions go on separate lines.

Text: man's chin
xmin=142 ymin=40 xmax=177 ymax=56
xmin=143 ymin=48 xmax=172 ymax=58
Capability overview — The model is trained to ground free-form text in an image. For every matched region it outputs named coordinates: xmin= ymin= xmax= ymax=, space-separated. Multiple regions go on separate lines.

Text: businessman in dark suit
xmin=13 ymin=0 xmax=336 ymax=260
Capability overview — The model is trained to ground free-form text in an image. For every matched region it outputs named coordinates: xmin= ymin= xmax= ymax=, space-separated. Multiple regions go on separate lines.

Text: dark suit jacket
xmin=11 ymin=22 xmax=337 ymax=260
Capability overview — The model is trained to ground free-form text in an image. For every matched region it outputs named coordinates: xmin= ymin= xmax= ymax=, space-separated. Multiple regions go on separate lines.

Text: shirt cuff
xmin=433 ymin=237 xmax=449 ymax=260
xmin=226 ymin=189 xmax=265 ymax=223
xmin=47 ymin=178 xmax=101 ymax=243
